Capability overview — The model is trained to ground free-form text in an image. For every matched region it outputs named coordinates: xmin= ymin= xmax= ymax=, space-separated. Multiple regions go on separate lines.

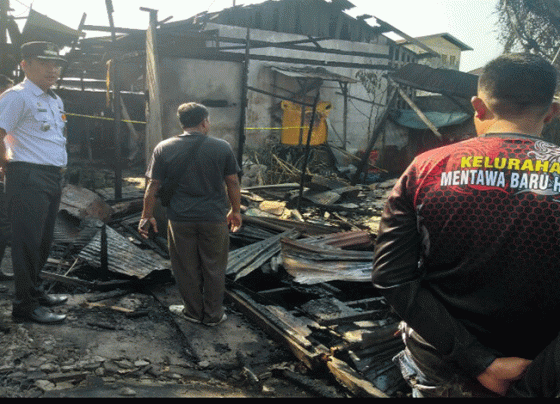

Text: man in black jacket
xmin=373 ymin=53 xmax=560 ymax=397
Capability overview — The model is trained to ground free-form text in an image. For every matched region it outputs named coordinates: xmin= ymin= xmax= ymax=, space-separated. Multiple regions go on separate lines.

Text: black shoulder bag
xmin=156 ymin=135 xmax=206 ymax=207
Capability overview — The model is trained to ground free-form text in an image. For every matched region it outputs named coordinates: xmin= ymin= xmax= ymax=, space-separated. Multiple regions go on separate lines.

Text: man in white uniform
xmin=0 ymin=42 xmax=68 ymax=324
xmin=0 ymin=74 xmax=14 ymax=281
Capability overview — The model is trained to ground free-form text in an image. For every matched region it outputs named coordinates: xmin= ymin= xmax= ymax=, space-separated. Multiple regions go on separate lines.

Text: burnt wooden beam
xmin=216 ymin=36 xmax=390 ymax=60
xmin=225 ymin=286 xmax=321 ymax=370
xmin=317 ymin=310 xmax=386 ymax=326
xmin=247 ymin=85 xmax=315 ymax=107
xmin=81 ymin=24 xmax=144 ymax=35
xmin=238 ymin=27 xmax=249 ymax=170
xmin=326 ymin=357 xmax=389 ymax=398
xmin=225 ymin=282 xmax=393 ymax=398
xmin=297 ymin=89 xmax=321 ymax=211
xmin=394 ymin=83 xmax=443 ymax=139
xmin=351 ymin=89 xmax=397 ymax=185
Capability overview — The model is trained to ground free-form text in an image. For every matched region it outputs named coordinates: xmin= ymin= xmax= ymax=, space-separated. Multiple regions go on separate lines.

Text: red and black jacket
xmin=373 ymin=133 xmax=560 ymax=378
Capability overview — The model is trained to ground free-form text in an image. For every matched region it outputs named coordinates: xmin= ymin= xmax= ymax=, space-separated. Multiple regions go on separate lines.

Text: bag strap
xmin=165 ymin=134 xmax=207 ymax=182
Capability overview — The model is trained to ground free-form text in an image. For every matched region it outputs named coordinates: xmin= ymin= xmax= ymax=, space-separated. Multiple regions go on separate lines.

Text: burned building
xmin=0 ymin=0 xmax=481 ymax=398
xmin=0 ymin=0 xmax=478 ymax=184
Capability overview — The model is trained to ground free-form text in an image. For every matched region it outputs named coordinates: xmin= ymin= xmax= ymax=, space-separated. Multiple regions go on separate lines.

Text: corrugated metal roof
xmin=270 ymin=66 xmax=358 ymax=83
xmin=196 ymin=0 xmax=387 ymax=43
xmin=390 ymin=63 xmax=479 ymax=99
xmin=391 ymin=110 xmax=471 ymax=129
xmin=398 ymin=33 xmax=473 ymax=51
xmin=78 ymin=225 xmax=169 ymax=279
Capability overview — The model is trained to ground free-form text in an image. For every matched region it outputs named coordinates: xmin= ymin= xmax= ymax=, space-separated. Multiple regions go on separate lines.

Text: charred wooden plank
xmin=277 ymin=368 xmax=344 ymax=398
xmin=39 ymin=271 xmax=95 ymax=288
xmin=225 ymin=286 xmax=322 ymax=370
xmin=326 ymin=356 xmax=389 ymax=398
xmin=242 ymin=214 xmax=340 ymax=236
xmin=86 ymin=289 xmax=131 ymax=303
xmin=318 ymin=310 xmax=387 ymax=326
xmin=39 ymin=271 xmax=137 ymax=291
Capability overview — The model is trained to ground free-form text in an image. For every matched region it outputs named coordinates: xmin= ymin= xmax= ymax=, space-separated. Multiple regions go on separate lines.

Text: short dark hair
xmin=0 ymin=74 xmax=13 ymax=89
xmin=177 ymin=102 xmax=209 ymax=128
xmin=479 ymin=53 xmax=558 ymax=116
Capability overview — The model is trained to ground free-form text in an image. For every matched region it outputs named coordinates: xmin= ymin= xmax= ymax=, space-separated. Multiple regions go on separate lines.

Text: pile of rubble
xmin=0 ymin=156 xmax=407 ymax=397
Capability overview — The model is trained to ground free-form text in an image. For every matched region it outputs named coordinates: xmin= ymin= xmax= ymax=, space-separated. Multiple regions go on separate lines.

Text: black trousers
xmin=401 ymin=322 xmax=560 ymax=398
xmin=5 ymin=163 xmax=63 ymax=313
xmin=0 ymin=180 xmax=10 ymax=265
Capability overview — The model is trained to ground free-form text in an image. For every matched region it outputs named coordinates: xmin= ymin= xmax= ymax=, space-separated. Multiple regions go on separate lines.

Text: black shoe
xmin=12 ymin=306 xmax=66 ymax=324
xmin=0 ymin=272 xmax=13 ymax=281
xmin=38 ymin=294 xmax=68 ymax=307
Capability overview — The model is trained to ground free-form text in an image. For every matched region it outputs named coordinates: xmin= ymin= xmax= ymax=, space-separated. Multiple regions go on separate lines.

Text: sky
xmin=7 ymin=0 xmax=504 ymax=72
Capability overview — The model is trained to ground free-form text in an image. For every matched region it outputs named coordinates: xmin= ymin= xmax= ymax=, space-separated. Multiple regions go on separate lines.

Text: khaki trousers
xmin=167 ymin=220 xmax=229 ymax=324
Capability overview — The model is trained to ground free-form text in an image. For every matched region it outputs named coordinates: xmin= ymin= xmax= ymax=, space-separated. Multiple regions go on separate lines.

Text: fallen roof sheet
xmin=392 ymin=110 xmax=471 ymax=129
xmin=78 ymin=225 xmax=169 ymax=279
xmin=194 ymin=0 xmax=387 ymax=43
xmin=270 ymin=66 xmax=358 ymax=84
xmin=280 ymin=232 xmax=374 ymax=284
xmin=390 ymin=63 xmax=479 ymax=99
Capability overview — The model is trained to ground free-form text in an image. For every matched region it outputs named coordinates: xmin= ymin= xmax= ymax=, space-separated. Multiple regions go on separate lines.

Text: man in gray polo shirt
xmin=139 ymin=102 xmax=242 ymax=326
xmin=0 ymin=42 xmax=69 ymax=324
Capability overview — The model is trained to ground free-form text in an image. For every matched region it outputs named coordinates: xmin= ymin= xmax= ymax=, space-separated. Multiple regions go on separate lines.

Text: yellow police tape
xmin=65 ymin=112 xmax=310 ymax=130
xmin=66 ymin=112 xmax=146 ymax=125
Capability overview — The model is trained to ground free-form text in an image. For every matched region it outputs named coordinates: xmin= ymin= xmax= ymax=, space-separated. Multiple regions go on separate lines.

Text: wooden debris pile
xmin=225 ymin=222 xmax=406 ymax=397
xmin=38 ymin=169 xmax=405 ymax=397
xmin=224 ymin=174 xmax=407 ymax=397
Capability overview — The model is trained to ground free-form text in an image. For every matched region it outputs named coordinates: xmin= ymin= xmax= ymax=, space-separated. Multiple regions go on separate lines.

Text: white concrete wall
xmin=203 ymin=23 xmax=394 ymax=155
xmin=158 ymin=57 xmax=243 ymax=150
xmin=405 ymin=37 xmax=463 ymax=70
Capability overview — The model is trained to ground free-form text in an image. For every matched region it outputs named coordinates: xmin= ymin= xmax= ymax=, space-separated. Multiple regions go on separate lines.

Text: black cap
xmin=21 ymin=41 xmax=67 ymax=64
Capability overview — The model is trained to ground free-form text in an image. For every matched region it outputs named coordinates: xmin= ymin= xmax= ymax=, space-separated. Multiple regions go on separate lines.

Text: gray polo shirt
xmin=146 ymin=132 xmax=240 ymax=222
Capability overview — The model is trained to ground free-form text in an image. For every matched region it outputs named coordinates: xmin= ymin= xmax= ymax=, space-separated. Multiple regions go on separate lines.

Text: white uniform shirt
xmin=0 ymin=78 xmax=67 ymax=167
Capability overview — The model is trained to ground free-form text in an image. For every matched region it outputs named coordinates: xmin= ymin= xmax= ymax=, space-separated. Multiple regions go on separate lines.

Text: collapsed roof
xmin=389 ymin=63 xmax=479 ymax=100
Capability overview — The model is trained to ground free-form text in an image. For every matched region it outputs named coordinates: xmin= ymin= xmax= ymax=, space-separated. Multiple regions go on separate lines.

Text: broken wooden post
xmin=143 ymin=7 xmax=164 ymax=163
xmin=238 ymin=27 xmax=250 ymax=175
xmin=394 ymin=83 xmax=443 ymax=140
xmin=101 ymin=223 xmax=108 ymax=272
xmin=110 ymin=59 xmax=123 ymax=200
xmin=351 ymin=89 xmax=397 ymax=185
xmin=105 ymin=0 xmax=117 ymax=43
xmin=340 ymin=81 xmax=349 ymax=150
xmin=297 ymin=89 xmax=321 ymax=211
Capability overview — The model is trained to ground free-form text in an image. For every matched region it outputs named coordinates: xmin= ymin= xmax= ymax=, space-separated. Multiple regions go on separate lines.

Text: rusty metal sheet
xmin=282 ymin=255 xmax=372 ymax=284
xmin=281 ymin=237 xmax=373 ymax=261
xmin=78 ymin=225 xmax=169 ymax=279
xmin=303 ymin=189 xmax=341 ymax=205
xmin=280 ymin=232 xmax=374 ymax=284
xmin=271 ymin=66 xmax=358 ymax=84
xmin=60 ymin=184 xmax=114 ymax=223
xmin=227 ymin=229 xmax=299 ymax=280
xmin=390 ymin=62 xmax=478 ymax=99
xmin=299 ymin=230 xmax=373 ymax=249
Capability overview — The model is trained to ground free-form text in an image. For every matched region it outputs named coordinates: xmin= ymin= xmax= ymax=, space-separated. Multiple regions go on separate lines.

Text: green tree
xmin=497 ymin=0 xmax=560 ymax=144
xmin=497 ymin=0 xmax=560 ymax=61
